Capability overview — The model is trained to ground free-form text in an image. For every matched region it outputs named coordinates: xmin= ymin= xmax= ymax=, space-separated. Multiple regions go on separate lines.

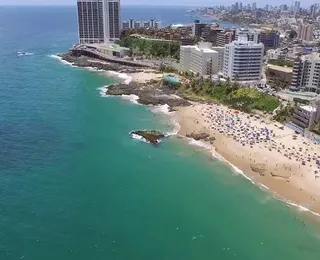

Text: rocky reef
xmin=107 ymin=83 xmax=192 ymax=108
xmin=130 ymin=130 xmax=166 ymax=146
xmin=186 ymin=132 xmax=216 ymax=144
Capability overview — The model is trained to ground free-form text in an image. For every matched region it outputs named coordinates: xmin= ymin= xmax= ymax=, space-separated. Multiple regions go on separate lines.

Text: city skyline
xmin=0 ymin=0 xmax=315 ymax=8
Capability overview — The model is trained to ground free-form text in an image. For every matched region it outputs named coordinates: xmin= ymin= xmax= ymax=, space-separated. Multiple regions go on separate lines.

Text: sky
xmin=0 ymin=0 xmax=304 ymax=7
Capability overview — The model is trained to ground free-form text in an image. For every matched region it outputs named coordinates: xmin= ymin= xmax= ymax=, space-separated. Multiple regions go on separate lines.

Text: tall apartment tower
xmin=77 ymin=0 xmax=120 ymax=44
xmin=223 ymin=39 xmax=264 ymax=82
xmin=298 ymin=22 xmax=314 ymax=42
xmin=291 ymin=53 xmax=320 ymax=93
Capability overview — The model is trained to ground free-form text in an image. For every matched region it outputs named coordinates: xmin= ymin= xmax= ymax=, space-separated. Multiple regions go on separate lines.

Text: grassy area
xmin=119 ymin=36 xmax=180 ymax=59
xmin=176 ymin=78 xmax=280 ymax=113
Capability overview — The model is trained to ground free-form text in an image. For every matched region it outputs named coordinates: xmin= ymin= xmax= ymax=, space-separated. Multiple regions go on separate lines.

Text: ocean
xmin=0 ymin=5 xmax=320 ymax=260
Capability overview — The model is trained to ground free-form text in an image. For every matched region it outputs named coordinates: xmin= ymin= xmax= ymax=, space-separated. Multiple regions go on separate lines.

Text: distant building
xmin=266 ymin=49 xmax=286 ymax=60
xmin=235 ymin=28 xmax=259 ymax=42
xmin=192 ymin=20 xmax=207 ymax=38
xmin=180 ymin=42 xmax=224 ymax=75
xmin=122 ymin=19 xmax=134 ymax=30
xmin=223 ymin=39 xmax=264 ymax=82
xmin=122 ymin=19 xmax=161 ymax=30
xmin=297 ymin=22 xmax=314 ymax=42
xmin=134 ymin=21 xmax=141 ymax=29
xmin=235 ymin=28 xmax=280 ymax=49
xmin=291 ymin=53 xmax=320 ymax=93
xmin=77 ymin=0 xmax=121 ymax=44
xmin=294 ymin=1 xmax=300 ymax=17
xmin=217 ymin=29 xmax=236 ymax=47
xmin=258 ymin=28 xmax=280 ymax=49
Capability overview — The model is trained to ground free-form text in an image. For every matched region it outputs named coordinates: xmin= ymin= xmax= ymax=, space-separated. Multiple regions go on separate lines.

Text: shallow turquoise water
xmin=0 ymin=6 xmax=320 ymax=260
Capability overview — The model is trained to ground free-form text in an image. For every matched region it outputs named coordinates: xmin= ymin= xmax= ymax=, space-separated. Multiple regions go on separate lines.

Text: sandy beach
xmin=175 ymin=103 xmax=320 ymax=216
xmin=129 ymin=69 xmax=162 ymax=84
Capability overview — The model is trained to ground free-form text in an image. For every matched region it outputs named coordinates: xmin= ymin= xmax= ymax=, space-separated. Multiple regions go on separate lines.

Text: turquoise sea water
xmin=1 ymin=6 xmax=320 ymax=260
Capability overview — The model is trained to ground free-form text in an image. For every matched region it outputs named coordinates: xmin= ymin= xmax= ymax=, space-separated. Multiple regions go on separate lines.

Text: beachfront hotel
xmin=291 ymin=53 xmax=320 ymax=93
xmin=180 ymin=42 xmax=225 ymax=76
xmin=223 ymin=37 xmax=264 ymax=82
xmin=77 ymin=0 xmax=121 ymax=44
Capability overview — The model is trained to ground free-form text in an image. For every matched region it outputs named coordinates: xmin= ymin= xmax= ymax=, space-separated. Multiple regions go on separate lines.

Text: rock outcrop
xmin=131 ymin=130 xmax=165 ymax=146
xmin=107 ymin=83 xmax=192 ymax=108
xmin=186 ymin=132 xmax=211 ymax=141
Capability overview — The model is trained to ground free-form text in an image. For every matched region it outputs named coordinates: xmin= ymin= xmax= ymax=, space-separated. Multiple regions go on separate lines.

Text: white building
xmin=266 ymin=49 xmax=286 ymax=60
xmin=292 ymin=101 xmax=320 ymax=129
xmin=122 ymin=19 xmax=161 ymax=30
xmin=180 ymin=42 xmax=224 ymax=76
xmin=223 ymin=38 xmax=264 ymax=82
xmin=291 ymin=53 xmax=320 ymax=93
xmin=77 ymin=0 xmax=121 ymax=44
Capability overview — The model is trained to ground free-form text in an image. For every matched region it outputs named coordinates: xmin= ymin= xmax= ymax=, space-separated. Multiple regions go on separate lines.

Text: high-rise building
xmin=105 ymin=0 xmax=121 ymax=41
xmin=291 ymin=53 xmax=320 ymax=93
xmin=223 ymin=39 xmax=264 ymax=82
xmin=216 ymin=29 xmax=236 ymax=47
xmin=192 ymin=20 xmax=207 ymax=38
xmin=252 ymin=2 xmax=257 ymax=10
xmin=258 ymin=28 xmax=280 ymax=49
xmin=294 ymin=1 xmax=300 ymax=16
xmin=310 ymin=5 xmax=317 ymax=18
xmin=77 ymin=0 xmax=121 ymax=44
xmin=180 ymin=42 xmax=224 ymax=76
xmin=122 ymin=19 xmax=134 ymax=30
xmin=298 ymin=23 xmax=314 ymax=42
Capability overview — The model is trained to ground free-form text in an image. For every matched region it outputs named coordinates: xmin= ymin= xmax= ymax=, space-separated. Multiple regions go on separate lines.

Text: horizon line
xmin=0 ymin=4 xmax=204 ymax=7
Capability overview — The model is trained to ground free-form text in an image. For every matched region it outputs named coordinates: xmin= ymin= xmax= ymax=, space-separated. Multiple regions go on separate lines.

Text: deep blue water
xmin=0 ymin=5 xmax=320 ymax=260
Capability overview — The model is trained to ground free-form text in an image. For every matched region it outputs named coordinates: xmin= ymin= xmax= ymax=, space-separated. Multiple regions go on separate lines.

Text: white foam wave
xmin=87 ymin=66 xmax=104 ymax=72
xmin=165 ymin=120 xmax=181 ymax=137
xmin=106 ymin=71 xmax=132 ymax=84
xmin=131 ymin=133 xmax=149 ymax=143
xmin=285 ymin=201 xmax=320 ymax=217
xmin=18 ymin=52 xmax=34 ymax=56
xmin=188 ymin=139 xmax=212 ymax=151
xmin=48 ymin=54 xmax=76 ymax=67
xmin=151 ymin=104 xmax=171 ymax=115
xmin=211 ymin=148 xmax=255 ymax=184
xmin=259 ymin=184 xmax=270 ymax=190
xmin=97 ymin=85 xmax=110 ymax=98
xmin=121 ymin=94 xmax=140 ymax=104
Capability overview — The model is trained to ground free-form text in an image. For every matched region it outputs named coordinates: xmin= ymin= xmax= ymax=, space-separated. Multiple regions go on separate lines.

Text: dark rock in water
xmin=186 ymin=132 xmax=211 ymax=141
xmin=107 ymin=83 xmax=192 ymax=108
xmin=131 ymin=130 xmax=165 ymax=146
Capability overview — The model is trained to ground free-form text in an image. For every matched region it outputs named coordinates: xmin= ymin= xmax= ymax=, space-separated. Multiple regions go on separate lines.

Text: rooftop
xmin=267 ymin=64 xmax=293 ymax=73
xmin=300 ymin=105 xmax=316 ymax=113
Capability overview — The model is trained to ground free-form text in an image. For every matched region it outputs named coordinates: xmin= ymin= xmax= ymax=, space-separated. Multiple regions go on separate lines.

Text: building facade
xmin=291 ymin=53 xmax=320 ymax=93
xmin=77 ymin=0 xmax=120 ymax=44
xmin=192 ymin=20 xmax=207 ymax=38
xmin=223 ymin=40 xmax=264 ymax=82
xmin=77 ymin=0 xmax=105 ymax=44
xmin=216 ymin=29 xmax=236 ymax=47
xmin=297 ymin=22 xmax=314 ymax=42
xmin=180 ymin=42 xmax=224 ymax=76
xmin=122 ymin=19 xmax=161 ymax=30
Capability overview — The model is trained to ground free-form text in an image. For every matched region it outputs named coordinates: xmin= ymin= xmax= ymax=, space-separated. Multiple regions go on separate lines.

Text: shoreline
xmin=52 ymin=52 xmax=320 ymax=219
xmin=174 ymin=104 xmax=320 ymax=219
